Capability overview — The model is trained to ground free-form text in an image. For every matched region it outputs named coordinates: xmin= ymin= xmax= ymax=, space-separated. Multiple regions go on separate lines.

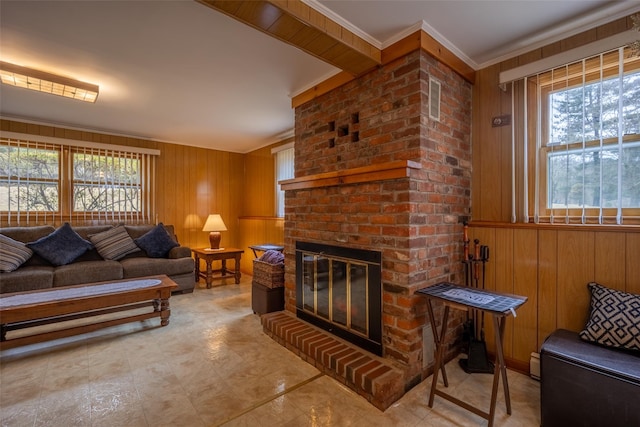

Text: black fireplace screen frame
xmin=295 ymin=241 xmax=382 ymax=356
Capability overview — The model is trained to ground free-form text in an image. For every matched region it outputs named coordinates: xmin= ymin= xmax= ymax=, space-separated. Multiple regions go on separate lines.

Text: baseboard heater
xmin=530 ymin=351 xmax=540 ymax=380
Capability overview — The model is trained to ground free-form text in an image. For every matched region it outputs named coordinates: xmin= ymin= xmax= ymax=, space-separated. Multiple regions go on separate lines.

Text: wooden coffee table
xmin=0 ymin=275 xmax=177 ymax=350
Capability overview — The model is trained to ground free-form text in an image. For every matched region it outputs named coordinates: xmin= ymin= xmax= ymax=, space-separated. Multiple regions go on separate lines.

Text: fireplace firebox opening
xmin=295 ymin=241 xmax=382 ymax=356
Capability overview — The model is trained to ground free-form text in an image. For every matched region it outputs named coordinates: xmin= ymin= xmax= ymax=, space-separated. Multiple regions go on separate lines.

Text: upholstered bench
xmin=541 ymin=281 xmax=640 ymax=427
xmin=540 ymin=329 xmax=640 ymax=427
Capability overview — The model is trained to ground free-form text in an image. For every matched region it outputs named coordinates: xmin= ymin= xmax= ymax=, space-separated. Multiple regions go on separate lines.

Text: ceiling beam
xmin=197 ymin=1 xmax=476 ymax=107
xmin=198 ymin=0 xmax=381 ymax=76
xmin=291 ymin=30 xmax=477 ymax=108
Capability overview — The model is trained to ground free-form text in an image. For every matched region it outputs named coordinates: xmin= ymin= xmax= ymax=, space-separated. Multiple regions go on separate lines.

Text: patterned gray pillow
xmin=580 ymin=282 xmax=640 ymax=351
xmin=0 ymin=234 xmax=33 ymax=272
xmin=89 ymin=225 xmax=140 ymax=260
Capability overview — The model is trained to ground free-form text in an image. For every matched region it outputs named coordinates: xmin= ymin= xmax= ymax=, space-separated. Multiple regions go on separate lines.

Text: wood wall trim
xmin=381 ymin=31 xmax=421 ymax=64
xmin=420 ymin=31 xmax=476 ymax=84
xmin=238 ymin=216 xmax=284 ymax=221
xmin=280 ymin=160 xmax=421 ymax=191
xmin=291 ymin=71 xmax=354 ymax=108
xmin=469 ymin=221 xmax=640 ymax=233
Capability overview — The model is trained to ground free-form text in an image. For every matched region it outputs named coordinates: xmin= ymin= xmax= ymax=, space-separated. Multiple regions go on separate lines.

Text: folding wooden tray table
xmin=416 ymin=282 xmax=527 ymax=427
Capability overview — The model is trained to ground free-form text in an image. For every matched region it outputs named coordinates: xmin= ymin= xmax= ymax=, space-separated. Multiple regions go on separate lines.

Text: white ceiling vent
xmin=429 ymin=77 xmax=441 ymax=122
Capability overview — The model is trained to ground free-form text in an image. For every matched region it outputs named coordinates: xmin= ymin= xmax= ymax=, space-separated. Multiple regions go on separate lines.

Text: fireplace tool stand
xmin=459 ymin=224 xmax=493 ymax=374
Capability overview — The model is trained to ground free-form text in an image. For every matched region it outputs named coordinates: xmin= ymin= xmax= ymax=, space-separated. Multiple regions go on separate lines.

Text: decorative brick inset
xmin=262 ymin=311 xmax=405 ymax=411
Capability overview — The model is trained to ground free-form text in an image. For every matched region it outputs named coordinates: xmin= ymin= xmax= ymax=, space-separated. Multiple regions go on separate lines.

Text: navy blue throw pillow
xmin=134 ymin=223 xmax=179 ymax=258
xmin=27 ymin=222 xmax=93 ymax=266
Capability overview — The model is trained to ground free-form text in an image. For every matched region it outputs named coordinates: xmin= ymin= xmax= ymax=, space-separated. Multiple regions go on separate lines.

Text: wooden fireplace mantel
xmin=280 ymin=160 xmax=422 ymax=191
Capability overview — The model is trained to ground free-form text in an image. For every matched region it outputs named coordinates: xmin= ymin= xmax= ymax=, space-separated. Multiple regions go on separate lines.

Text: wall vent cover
xmin=429 ymin=77 xmax=441 ymax=122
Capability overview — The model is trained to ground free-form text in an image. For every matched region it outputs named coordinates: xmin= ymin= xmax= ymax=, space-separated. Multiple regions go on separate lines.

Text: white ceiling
xmin=1 ymin=0 xmax=639 ymax=153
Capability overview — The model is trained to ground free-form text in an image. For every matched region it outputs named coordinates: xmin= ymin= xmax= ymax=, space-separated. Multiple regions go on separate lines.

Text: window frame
xmin=0 ymin=132 xmax=159 ymax=225
xmin=0 ymin=141 xmax=62 ymax=213
xmin=534 ymin=50 xmax=640 ymax=221
xmin=70 ymin=148 xmax=143 ymax=214
xmin=272 ymin=141 xmax=294 ymax=218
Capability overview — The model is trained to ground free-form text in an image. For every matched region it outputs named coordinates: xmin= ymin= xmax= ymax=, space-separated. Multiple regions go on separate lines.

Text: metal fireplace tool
xmin=459 ymin=223 xmax=494 ymax=374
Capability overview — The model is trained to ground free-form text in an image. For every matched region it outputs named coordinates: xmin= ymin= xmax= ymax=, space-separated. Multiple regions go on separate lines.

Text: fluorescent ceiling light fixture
xmin=0 ymin=61 xmax=99 ymax=102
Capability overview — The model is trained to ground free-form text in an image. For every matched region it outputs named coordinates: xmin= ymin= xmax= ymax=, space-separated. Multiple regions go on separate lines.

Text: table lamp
xmin=202 ymin=214 xmax=227 ymax=250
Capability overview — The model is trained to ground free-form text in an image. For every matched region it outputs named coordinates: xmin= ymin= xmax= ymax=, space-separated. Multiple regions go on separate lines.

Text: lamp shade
xmin=202 ymin=214 xmax=227 ymax=232
xmin=202 ymin=214 xmax=227 ymax=250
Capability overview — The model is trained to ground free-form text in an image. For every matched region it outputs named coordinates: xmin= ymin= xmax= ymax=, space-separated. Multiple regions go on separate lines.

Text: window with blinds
xmin=0 ymin=135 xmax=158 ymax=226
xmin=273 ymin=143 xmax=294 ymax=218
xmin=517 ymin=46 xmax=640 ymax=224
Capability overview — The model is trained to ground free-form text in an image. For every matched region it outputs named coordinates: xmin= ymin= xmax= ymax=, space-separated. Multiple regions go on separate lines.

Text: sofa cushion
xmin=72 ymin=225 xmax=113 ymax=240
xmin=0 ymin=234 xmax=33 ymax=272
xmin=27 ymin=223 xmax=93 ymax=266
xmin=580 ymin=282 xmax=640 ymax=351
xmin=134 ymin=223 xmax=178 ymax=258
xmin=89 ymin=225 xmax=140 ymax=260
xmin=120 ymin=257 xmax=194 ymax=278
xmin=53 ymin=260 xmax=123 ymax=287
xmin=0 ymin=266 xmax=54 ymax=293
xmin=0 ymin=225 xmax=55 ymax=243
xmin=125 ymin=224 xmax=176 ymax=240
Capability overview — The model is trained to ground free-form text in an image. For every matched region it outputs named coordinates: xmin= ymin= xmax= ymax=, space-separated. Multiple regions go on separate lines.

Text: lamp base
xmin=209 ymin=231 xmax=222 ymax=250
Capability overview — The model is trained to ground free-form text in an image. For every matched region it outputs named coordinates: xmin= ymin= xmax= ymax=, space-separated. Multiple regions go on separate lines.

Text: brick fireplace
xmin=264 ymin=48 xmax=472 ymax=409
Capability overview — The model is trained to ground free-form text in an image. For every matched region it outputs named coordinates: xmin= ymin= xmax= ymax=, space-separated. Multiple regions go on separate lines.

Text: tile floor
xmin=0 ymin=276 xmax=541 ymax=426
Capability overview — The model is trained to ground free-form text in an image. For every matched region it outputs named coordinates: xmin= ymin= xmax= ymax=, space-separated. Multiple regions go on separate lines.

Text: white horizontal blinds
xmin=519 ymin=45 xmax=640 ymax=224
xmin=1 ymin=134 xmax=157 ymax=226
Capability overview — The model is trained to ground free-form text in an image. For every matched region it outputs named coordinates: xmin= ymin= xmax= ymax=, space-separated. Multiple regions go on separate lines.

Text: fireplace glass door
xmin=296 ymin=242 xmax=382 ymax=355
xmin=302 ymin=255 xmax=369 ymax=337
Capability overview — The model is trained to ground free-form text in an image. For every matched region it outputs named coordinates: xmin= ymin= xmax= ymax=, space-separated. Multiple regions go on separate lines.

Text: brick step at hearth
xmin=261 ymin=311 xmax=406 ymax=411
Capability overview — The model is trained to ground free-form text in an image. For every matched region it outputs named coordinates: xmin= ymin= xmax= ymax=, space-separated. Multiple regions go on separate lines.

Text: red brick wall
xmin=284 ymin=49 xmax=472 ymax=386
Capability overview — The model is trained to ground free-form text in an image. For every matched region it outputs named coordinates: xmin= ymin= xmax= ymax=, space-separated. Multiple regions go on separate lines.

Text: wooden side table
xmin=192 ymin=248 xmax=244 ymax=288
xmin=416 ymin=282 xmax=527 ymax=427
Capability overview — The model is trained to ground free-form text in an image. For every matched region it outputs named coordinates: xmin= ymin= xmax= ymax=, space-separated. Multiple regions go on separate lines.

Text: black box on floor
xmin=540 ymin=329 xmax=640 ymax=427
xmin=251 ymin=281 xmax=284 ymax=314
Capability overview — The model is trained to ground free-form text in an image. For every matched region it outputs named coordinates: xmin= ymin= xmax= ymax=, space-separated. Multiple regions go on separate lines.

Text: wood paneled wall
xmin=470 ymin=15 xmax=639 ymax=371
xmin=154 ymin=141 xmax=244 ymax=253
xmin=237 ymin=217 xmax=284 ymax=272
xmin=1 ymin=119 xmax=286 ymax=275
xmin=468 ymin=223 xmax=640 ymax=371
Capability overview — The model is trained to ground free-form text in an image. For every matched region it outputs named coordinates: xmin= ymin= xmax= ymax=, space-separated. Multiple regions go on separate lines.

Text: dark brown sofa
xmin=540 ymin=329 xmax=640 ymax=427
xmin=0 ymin=224 xmax=195 ymax=294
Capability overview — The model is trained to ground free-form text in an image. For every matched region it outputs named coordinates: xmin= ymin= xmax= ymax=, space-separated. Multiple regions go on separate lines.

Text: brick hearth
xmin=261 ymin=311 xmax=405 ymax=411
